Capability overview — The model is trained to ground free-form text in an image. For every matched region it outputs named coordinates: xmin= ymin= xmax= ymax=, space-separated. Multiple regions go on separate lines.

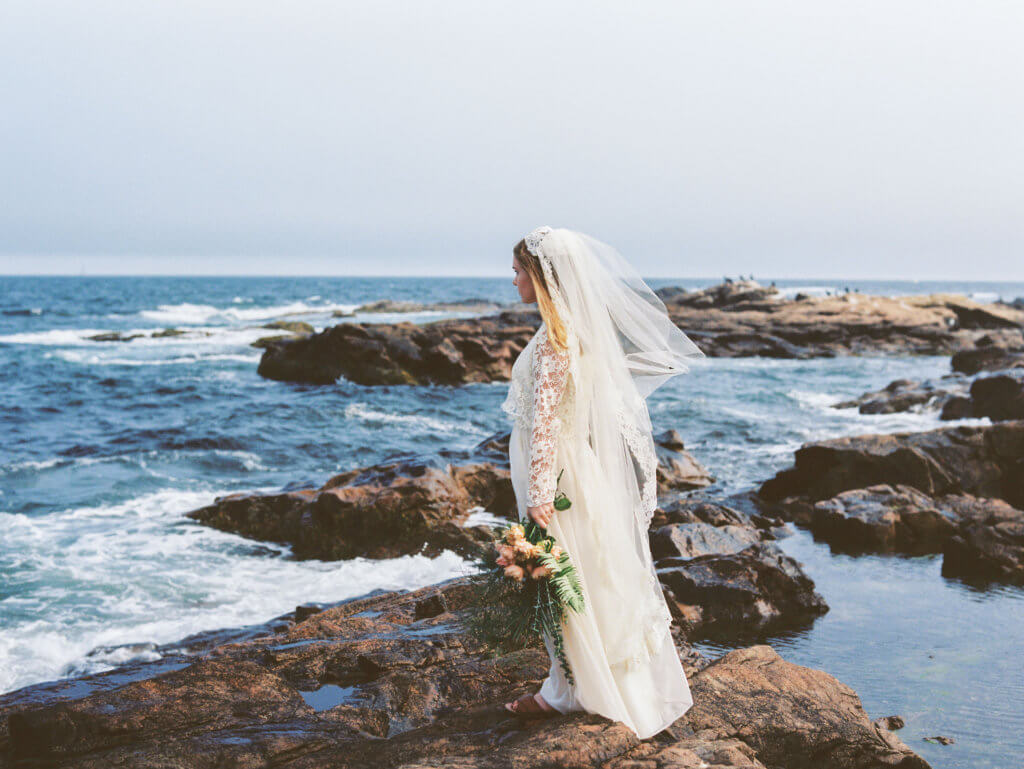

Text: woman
xmin=499 ymin=226 xmax=706 ymax=739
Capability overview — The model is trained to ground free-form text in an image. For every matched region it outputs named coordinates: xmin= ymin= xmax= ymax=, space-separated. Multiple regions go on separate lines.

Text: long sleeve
xmin=527 ymin=333 xmax=572 ymax=507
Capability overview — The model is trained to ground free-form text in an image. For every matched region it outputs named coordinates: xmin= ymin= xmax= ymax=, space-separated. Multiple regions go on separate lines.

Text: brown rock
xmin=758 ymin=421 xmax=1024 ymax=509
xmin=685 ymin=645 xmax=930 ymax=769
xmin=0 ymin=576 xmax=929 ymax=769
xmin=656 ymin=543 xmax=829 ymax=639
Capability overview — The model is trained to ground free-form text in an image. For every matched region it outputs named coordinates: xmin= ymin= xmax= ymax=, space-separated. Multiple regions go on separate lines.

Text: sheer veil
xmin=526 ymin=226 xmax=706 ymax=672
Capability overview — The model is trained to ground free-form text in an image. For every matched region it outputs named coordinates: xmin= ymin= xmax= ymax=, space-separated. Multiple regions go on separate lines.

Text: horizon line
xmin=2 ymin=273 xmax=1023 ymax=284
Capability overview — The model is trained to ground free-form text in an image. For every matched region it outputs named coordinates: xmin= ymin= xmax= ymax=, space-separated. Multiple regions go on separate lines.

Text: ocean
xmin=2 ymin=274 xmax=1022 ymax=768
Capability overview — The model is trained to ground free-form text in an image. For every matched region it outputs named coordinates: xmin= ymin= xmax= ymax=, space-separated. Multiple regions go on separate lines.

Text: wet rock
xmin=764 ymin=481 xmax=1024 ymax=584
xmin=262 ymin=320 xmax=315 ymax=334
xmin=86 ymin=331 xmax=145 ymax=342
xmin=257 ymin=282 xmax=1024 ymax=386
xmin=656 ymin=543 xmax=829 ymax=639
xmin=0 ymin=577 xmax=928 ymax=769
xmin=354 ymin=298 xmax=505 ymax=314
xmin=650 ymin=522 xmax=763 ymax=561
xmin=833 ymin=376 xmax=969 ymax=415
xmin=940 ymin=494 xmax=1024 ymax=584
xmin=950 ymin=343 xmax=1024 ymax=375
xmin=758 ymin=421 xmax=1024 ymax=510
xmin=655 ymin=430 xmax=715 ymax=491
xmin=809 ymin=484 xmax=960 ymax=554
xmin=965 ymin=370 xmax=1024 ymax=421
xmin=875 ymin=714 xmax=906 ymax=731
xmin=258 ymin=310 xmax=539 ymax=385
xmin=684 ymin=645 xmax=930 ymax=769
xmin=186 ymin=460 xmax=509 ymax=561
xmin=184 ymin=430 xmax=711 ymax=561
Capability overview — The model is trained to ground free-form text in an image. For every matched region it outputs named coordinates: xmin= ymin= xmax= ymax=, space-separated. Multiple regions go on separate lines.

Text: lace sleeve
xmin=527 ymin=333 xmax=571 ymax=508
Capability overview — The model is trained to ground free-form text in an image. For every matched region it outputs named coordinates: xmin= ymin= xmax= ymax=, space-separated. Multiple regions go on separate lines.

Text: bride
xmin=499 ymin=226 xmax=706 ymax=739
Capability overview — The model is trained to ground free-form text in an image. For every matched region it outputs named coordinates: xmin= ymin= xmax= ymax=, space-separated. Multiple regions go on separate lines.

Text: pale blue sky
xmin=1 ymin=1 xmax=1021 ymax=278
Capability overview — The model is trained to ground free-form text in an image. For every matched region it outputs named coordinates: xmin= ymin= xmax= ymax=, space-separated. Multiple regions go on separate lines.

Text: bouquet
xmin=465 ymin=473 xmax=585 ymax=684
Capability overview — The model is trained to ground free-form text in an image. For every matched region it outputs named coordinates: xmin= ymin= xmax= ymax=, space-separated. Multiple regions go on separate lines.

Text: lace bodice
xmin=500 ymin=324 xmax=574 ymax=507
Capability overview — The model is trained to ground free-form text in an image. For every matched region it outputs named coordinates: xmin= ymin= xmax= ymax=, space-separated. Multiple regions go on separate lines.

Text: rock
xmin=658 ymin=279 xmax=784 ymax=310
xmin=834 ymin=376 xmax=969 ymax=415
xmin=258 ymin=310 xmax=539 ymax=385
xmin=923 ymin=735 xmax=955 ymax=745
xmin=951 ymin=344 xmax=1024 ymax=375
xmin=875 ymin=714 xmax=906 ymax=731
xmin=86 ymin=331 xmax=144 ymax=342
xmin=262 ymin=320 xmax=315 ymax=334
xmin=809 ymin=484 xmax=960 ymax=554
xmin=650 ymin=522 xmax=764 ymax=561
xmin=684 ymin=645 xmax=930 ymax=769
xmin=354 ymin=298 xmax=505 ymax=314
xmin=656 ymin=543 xmax=829 ymax=639
xmin=658 ymin=282 xmax=1024 ymax=360
xmin=966 ymin=370 xmax=1024 ymax=421
xmin=185 ymin=430 xmax=711 ymax=561
xmin=256 ymin=282 xmax=1024 ymax=386
xmin=940 ymin=494 xmax=1024 ymax=584
xmin=186 ymin=458 xmax=510 ymax=561
xmin=758 ymin=421 xmax=1024 ymax=510
xmin=0 ymin=577 xmax=929 ymax=769
xmin=655 ymin=431 xmax=715 ymax=491
xmin=764 ymin=481 xmax=1024 ymax=584
xmin=151 ymin=327 xmax=186 ymax=338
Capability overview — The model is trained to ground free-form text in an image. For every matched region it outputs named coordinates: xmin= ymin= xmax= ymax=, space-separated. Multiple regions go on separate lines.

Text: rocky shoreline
xmin=6 ymin=285 xmax=1023 ymax=766
xmin=256 ymin=280 xmax=1024 ymax=385
xmin=2 ymin=419 xmax=988 ymax=766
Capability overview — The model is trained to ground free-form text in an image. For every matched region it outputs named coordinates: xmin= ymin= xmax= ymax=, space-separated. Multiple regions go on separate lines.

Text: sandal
xmin=503 ymin=692 xmax=558 ymax=718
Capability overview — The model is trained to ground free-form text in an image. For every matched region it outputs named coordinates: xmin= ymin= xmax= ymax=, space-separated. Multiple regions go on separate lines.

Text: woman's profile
xmin=499 ymin=226 xmax=706 ymax=739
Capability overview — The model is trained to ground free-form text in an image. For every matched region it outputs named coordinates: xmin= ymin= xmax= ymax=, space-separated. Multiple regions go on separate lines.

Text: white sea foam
xmin=138 ymin=300 xmax=360 ymax=325
xmin=50 ymin=350 xmax=262 ymax=366
xmin=0 ymin=487 xmax=478 ymax=694
xmin=344 ymin=402 xmax=481 ymax=435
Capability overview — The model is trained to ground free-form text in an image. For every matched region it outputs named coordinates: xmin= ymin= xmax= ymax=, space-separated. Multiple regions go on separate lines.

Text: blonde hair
xmin=513 ymin=239 xmax=569 ymax=353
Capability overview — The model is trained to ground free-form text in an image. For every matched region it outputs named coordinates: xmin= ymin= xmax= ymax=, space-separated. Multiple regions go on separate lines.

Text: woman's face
xmin=512 ymin=254 xmax=537 ymax=304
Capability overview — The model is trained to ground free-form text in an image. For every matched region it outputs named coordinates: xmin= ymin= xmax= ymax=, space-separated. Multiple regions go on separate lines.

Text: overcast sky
xmin=0 ymin=1 xmax=1021 ymax=278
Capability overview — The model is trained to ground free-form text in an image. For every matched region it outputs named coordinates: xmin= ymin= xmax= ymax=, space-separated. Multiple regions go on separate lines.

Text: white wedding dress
xmin=500 ymin=321 xmax=694 ymax=740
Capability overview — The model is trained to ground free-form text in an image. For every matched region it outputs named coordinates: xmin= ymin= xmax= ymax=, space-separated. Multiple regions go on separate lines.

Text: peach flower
xmin=503 ymin=564 xmax=525 ymax=581
xmin=530 ymin=564 xmax=552 ymax=580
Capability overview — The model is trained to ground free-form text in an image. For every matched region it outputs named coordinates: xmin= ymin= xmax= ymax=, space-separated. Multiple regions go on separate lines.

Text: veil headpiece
xmin=522 ymin=224 xmax=706 ymax=524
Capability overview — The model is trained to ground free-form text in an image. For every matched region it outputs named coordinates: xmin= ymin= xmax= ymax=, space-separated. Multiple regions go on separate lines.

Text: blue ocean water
xmin=1 ymin=275 xmax=1022 ymax=768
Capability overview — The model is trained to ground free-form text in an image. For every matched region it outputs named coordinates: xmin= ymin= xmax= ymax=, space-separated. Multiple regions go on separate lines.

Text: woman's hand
xmin=528 ymin=502 xmax=556 ymax=528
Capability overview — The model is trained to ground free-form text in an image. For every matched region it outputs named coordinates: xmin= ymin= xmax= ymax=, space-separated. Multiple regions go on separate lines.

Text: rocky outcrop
xmin=186 ymin=430 xmax=712 ymax=560
xmin=657 ymin=281 xmax=1024 ymax=360
xmin=758 ymin=420 xmax=1024 ymax=510
xmin=258 ymin=310 xmax=540 ymax=385
xmin=792 ymin=484 xmax=1024 ymax=583
xmin=950 ymin=341 xmax=1024 ymax=375
xmin=656 ymin=543 xmax=829 ymax=639
xmin=834 ymin=375 xmax=970 ymax=415
xmin=0 ymin=575 xmax=929 ymax=769
xmin=350 ymin=298 xmax=507 ymax=315
xmin=256 ymin=281 xmax=1024 ymax=385
xmin=683 ymin=644 xmax=929 ymax=769
xmin=755 ymin=422 xmax=1024 ymax=584
xmin=186 ymin=460 xmax=506 ymax=560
